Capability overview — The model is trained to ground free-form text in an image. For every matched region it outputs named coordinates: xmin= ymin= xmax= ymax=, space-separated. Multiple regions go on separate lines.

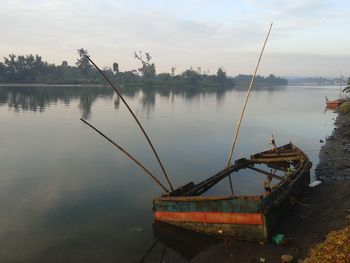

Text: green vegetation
xmin=339 ymin=102 xmax=350 ymax=114
xmin=343 ymin=78 xmax=350 ymax=94
xmin=0 ymin=50 xmax=101 ymax=84
xmin=303 ymin=225 xmax=350 ymax=263
xmin=0 ymin=49 xmax=287 ymax=90
xmin=234 ymin=74 xmax=288 ymax=86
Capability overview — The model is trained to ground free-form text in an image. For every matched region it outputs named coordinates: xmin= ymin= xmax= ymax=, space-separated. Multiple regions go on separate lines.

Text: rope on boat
xmin=290 ymin=197 xmax=324 ymax=211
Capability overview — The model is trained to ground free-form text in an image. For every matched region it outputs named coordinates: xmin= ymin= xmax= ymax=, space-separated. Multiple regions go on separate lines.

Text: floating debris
xmin=309 ymin=181 xmax=322 ymax=187
xmin=281 ymin=254 xmax=294 ymax=263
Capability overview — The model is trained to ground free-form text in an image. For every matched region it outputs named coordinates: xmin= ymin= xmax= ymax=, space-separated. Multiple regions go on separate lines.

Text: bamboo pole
xmin=160 ymin=245 xmax=167 ymax=263
xmin=85 ymin=56 xmax=174 ymax=191
xmin=80 ymin=118 xmax=169 ymax=193
xmin=140 ymin=240 xmax=158 ymax=263
xmin=339 ymin=75 xmax=343 ymax=99
xmin=246 ymin=165 xmax=286 ymax=181
xmin=226 ymin=23 xmax=273 ymax=167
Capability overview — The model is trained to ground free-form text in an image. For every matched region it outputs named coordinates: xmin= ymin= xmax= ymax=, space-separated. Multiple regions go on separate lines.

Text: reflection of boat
xmin=325 ymin=96 xmax=343 ymax=109
xmin=153 ymin=143 xmax=312 ymax=241
xmin=152 ymin=221 xmax=217 ymax=260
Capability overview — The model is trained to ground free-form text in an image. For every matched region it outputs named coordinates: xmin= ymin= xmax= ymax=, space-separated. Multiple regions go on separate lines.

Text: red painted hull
xmin=326 ymin=99 xmax=342 ymax=109
xmin=155 ymin=211 xmax=264 ymax=225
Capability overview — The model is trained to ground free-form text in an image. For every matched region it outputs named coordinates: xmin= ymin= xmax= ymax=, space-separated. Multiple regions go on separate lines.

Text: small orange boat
xmin=325 ymin=96 xmax=343 ymax=109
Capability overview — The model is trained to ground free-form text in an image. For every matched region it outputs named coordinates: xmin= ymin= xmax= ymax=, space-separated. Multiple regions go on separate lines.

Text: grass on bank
xmin=303 ymin=225 xmax=350 ymax=263
xmin=339 ymin=102 xmax=350 ymax=114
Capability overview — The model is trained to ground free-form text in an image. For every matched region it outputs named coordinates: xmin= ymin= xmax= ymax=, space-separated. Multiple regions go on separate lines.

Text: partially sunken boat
xmin=81 ymin=24 xmax=312 ymax=243
xmin=153 ymin=143 xmax=312 ymax=241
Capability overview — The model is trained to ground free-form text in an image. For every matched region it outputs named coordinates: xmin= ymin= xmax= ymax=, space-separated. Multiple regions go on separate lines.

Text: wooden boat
xmin=325 ymin=96 xmax=343 ymax=109
xmin=153 ymin=143 xmax=312 ymax=241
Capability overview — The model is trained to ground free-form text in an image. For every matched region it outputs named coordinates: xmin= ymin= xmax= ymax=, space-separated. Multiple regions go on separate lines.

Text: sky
xmin=0 ymin=0 xmax=349 ymax=77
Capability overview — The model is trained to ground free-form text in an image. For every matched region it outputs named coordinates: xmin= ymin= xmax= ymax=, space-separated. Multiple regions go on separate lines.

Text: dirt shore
xmin=191 ymin=112 xmax=350 ymax=263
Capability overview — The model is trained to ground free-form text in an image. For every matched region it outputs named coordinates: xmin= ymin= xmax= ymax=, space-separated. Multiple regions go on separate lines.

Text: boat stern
xmin=153 ymin=195 xmax=268 ymax=241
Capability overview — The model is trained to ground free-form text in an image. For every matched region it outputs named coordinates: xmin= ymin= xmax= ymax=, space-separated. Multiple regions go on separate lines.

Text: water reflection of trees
xmin=140 ymin=90 xmax=156 ymax=118
xmin=0 ymin=85 xmax=243 ymax=118
xmin=0 ymin=85 xmax=157 ymax=119
xmin=0 ymin=87 xmax=47 ymax=112
xmin=233 ymin=84 xmax=286 ymax=93
xmin=137 ymin=86 xmax=234 ymax=118
xmin=0 ymin=86 xmax=115 ymax=119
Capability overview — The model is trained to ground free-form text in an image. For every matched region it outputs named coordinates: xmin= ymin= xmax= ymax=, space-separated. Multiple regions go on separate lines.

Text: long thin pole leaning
xmin=140 ymin=240 xmax=158 ymax=263
xmin=226 ymin=23 xmax=273 ymax=167
xmin=80 ymin=118 xmax=169 ymax=193
xmin=85 ymin=56 xmax=174 ymax=191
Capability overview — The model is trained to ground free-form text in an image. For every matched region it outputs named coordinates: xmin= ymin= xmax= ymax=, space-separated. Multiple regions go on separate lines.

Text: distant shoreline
xmin=0 ymin=83 xmax=103 ymax=87
xmin=0 ymin=83 xmax=289 ymax=88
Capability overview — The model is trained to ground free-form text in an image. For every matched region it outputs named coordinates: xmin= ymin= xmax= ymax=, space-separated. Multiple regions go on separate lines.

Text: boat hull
xmin=326 ymin=99 xmax=342 ymax=109
xmin=153 ymin=143 xmax=312 ymax=241
xmin=153 ymin=196 xmax=267 ymax=241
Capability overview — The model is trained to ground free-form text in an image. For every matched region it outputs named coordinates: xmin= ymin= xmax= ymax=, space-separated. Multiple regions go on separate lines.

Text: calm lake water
xmin=0 ymin=85 xmax=338 ymax=262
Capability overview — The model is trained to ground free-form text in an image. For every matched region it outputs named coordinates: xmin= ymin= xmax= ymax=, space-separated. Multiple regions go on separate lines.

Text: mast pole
xmin=80 ymin=118 xmax=169 ymax=193
xmin=85 ymin=56 xmax=174 ymax=191
xmin=226 ymin=23 xmax=273 ymax=168
xmin=339 ymin=75 xmax=343 ymax=99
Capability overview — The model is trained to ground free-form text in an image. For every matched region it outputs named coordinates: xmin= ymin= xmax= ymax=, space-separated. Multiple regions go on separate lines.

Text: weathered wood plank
xmin=181 ymin=162 xmax=247 ymax=196
xmin=163 ymin=221 xmax=267 ymax=241
xmin=260 ymin=152 xmax=300 ymax=158
xmin=155 ymin=211 xmax=264 ymax=225
xmin=250 ymin=156 xmax=301 ymax=163
xmin=155 ymin=195 xmax=260 ymax=202
xmin=154 ymin=196 xmax=262 ymax=213
xmin=247 ymin=165 xmax=286 ymax=181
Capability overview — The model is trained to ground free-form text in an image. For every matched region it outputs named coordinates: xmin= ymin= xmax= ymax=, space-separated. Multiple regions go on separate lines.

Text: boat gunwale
xmin=157 ymin=143 xmax=309 ymax=199
xmin=154 ymin=195 xmax=262 ymax=202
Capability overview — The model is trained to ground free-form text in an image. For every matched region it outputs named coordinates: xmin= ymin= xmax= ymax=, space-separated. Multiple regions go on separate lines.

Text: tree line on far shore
xmin=0 ymin=49 xmax=288 ymax=89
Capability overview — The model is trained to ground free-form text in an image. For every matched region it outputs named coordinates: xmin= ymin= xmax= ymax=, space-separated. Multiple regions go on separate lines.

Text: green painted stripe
xmin=154 ymin=198 xmax=262 ymax=213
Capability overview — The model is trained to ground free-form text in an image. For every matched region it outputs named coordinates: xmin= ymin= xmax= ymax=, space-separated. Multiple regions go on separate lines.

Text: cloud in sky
xmin=0 ymin=0 xmax=349 ymax=76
